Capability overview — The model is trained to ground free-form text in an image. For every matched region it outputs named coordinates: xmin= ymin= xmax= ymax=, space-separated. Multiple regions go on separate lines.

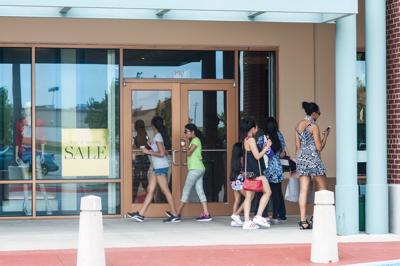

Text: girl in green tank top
xmin=176 ymin=123 xmax=212 ymax=221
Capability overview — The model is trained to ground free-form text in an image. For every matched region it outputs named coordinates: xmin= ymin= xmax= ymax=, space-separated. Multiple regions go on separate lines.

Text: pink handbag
xmin=243 ymin=146 xmax=263 ymax=192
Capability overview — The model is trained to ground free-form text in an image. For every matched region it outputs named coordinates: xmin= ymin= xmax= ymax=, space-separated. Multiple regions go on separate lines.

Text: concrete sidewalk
xmin=0 ymin=216 xmax=399 ymax=251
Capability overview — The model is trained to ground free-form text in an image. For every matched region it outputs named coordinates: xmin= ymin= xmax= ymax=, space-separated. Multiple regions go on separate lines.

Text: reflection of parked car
xmin=0 ymin=146 xmax=59 ymax=176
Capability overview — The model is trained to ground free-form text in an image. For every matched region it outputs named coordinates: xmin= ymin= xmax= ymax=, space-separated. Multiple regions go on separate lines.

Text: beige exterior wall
xmin=0 ymin=1 xmax=366 ymax=180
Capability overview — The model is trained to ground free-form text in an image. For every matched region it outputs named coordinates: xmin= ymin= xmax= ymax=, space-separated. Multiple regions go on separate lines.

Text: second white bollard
xmin=311 ymin=190 xmax=339 ymax=263
xmin=77 ymin=195 xmax=106 ymax=266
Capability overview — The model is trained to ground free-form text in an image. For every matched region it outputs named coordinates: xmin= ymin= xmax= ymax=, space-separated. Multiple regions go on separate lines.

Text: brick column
xmin=387 ymin=0 xmax=400 ymax=185
xmin=387 ymin=0 xmax=400 ymax=234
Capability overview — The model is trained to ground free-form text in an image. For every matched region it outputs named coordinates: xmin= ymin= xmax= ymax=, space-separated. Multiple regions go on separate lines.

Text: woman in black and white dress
xmin=295 ymin=102 xmax=331 ymax=230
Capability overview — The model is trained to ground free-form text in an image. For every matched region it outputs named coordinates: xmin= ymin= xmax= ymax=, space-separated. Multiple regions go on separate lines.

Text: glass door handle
xmin=181 ymin=150 xmax=188 ymax=166
xmin=172 ymin=150 xmax=179 ymax=166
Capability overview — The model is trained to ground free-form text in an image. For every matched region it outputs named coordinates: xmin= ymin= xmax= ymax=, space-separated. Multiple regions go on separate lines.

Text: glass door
xmin=179 ymin=82 xmax=235 ymax=216
xmin=122 ymin=82 xmax=181 ymax=217
xmin=123 ymin=81 xmax=235 ymax=217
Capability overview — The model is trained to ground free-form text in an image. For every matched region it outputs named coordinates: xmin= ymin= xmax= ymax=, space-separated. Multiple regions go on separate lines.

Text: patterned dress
xmin=264 ymin=132 xmax=286 ymax=183
xmin=296 ymin=120 xmax=326 ymax=177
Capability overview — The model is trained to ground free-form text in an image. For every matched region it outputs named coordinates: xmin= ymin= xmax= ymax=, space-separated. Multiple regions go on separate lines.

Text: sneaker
xmin=231 ymin=214 xmax=243 ymax=225
xmin=163 ymin=216 xmax=181 ymax=223
xmin=165 ymin=210 xmax=173 ymax=218
xmin=230 ymin=221 xmax=243 ymax=227
xmin=253 ymin=216 xmax=271 ymax=228
xmin=270 ymin=218 xmax=280 ymax=225
xmin=196 ymin=213 xmax=213 ymax=222
xmin=242 ymin=220 xmax=260 ymax=230
xmin=128 ymin=211 xmax=144 ymax=222
xmin=279 ymin=218 xmax=287 ymax=224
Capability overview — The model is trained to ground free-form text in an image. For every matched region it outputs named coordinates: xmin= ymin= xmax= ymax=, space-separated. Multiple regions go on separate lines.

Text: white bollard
xmin=77 ymin=195 xmax=106 ymax=266
xmin=311 ymin=190 xmax=339 ymax=263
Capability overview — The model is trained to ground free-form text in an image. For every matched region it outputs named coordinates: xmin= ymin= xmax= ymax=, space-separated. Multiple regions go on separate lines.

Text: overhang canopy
xmin=0 ymin=0 xmax=358 ymax=23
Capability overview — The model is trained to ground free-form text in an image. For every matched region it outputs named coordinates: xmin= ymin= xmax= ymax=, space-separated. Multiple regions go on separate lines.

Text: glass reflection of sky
xmin=36 ymin=64 xmax=118 ymax=108
xmin=0 ymin=64 xmax=32 ymax=106
xmin=124 ymin=51 xmax=224 ymax=79
xmin=132 ymin=90 xmax=171 ymax=111
xmin=188 ymin=91 xmax=225 ymax=127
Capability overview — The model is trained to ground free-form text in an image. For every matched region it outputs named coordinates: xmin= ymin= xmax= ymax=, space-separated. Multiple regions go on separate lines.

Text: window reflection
xmin=0 ymin=184 xmax=32 ymax=216
xmin=357 ymin=52 xmax=366 ymax=175
xmin=35 ymin=48 xmax=120 ymax=179
xmin=0 ymin=48 xmax=32 ymax=181
xmin=35 ymin=183 xmax=120 ymax=216
xmin=124 ymin=50 xmax=234 ymax=79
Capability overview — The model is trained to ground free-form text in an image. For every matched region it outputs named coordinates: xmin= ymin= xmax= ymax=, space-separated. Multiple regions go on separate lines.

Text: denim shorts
xmin=153 ymin=167 xmax=169 ymax=176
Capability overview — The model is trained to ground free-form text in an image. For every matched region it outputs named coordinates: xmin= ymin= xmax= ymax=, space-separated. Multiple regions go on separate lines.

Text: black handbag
xmin=280 ymin=156 xmax=296 ymax=172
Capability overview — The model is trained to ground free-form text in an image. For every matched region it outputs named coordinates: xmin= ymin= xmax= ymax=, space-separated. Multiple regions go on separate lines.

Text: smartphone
xmin=324 ymin=126 xmax=332 ymax=133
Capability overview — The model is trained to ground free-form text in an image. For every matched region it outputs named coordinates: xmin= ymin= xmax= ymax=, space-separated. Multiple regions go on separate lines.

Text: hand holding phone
xmin=323 ymin=126 xmax=332 ymax=135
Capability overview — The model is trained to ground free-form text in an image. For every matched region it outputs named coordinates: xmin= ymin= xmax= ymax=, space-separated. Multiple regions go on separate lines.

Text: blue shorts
xmin=154 ymin=167 xmax=169 ymax=176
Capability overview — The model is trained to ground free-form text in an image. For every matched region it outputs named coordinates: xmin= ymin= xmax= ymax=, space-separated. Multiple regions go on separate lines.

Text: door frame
xmin=122 ymin=79 xmax=236 ymax=217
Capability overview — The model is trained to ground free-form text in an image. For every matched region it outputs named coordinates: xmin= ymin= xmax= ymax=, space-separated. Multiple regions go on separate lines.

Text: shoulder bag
xmin=243 ymin=144 xmax=263 ymax=192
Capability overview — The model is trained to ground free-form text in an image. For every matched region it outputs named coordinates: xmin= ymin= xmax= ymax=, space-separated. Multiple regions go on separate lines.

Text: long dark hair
xmin=185 ymin=123 xmax=204 ymax=144
xmin=240 ymin=117 xmax=257 ymax=139
xmin=231 ymin=142 xmax=243 ymax=179
xmin=302 ymin=101 xmax=320 ymax=116
xmin=151 ymin=116 xmax=171 ymax=150
xmin=265 ymin=117 xmax=282 ymax=153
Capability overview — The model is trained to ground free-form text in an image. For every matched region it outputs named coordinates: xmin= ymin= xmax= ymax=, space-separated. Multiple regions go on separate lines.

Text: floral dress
xmin=296 ymin=118 xmax=326 ymax=177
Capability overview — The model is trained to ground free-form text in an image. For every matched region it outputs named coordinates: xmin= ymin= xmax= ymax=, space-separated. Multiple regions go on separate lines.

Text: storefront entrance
xmin=122 ymin=80 xmax=236 ymax=217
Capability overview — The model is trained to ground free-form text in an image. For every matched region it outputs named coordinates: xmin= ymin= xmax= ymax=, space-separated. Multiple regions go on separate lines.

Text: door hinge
xmin=123 ymin=80 xmax=126 ymax=87
xmin=233 ymin=81 xmax=236 ymax=88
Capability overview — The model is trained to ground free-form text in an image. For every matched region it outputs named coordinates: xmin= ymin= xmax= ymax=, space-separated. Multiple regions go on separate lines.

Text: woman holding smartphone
xmin=295 ymin=102 xmax=331 ymax=230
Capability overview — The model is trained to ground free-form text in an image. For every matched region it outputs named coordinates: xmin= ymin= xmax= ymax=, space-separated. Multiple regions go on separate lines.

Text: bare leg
xmin=243 ymin=190 xmax=255 ymax=222
xmin=236 ymin=190 xmax=246 ymax=215
xmin=232 ymin=190 xmax=241 ymax=214
xmin=299 ymin=176 xmax=310 ymax=222
xmin=201 ymin=202 xmax=210 ymax=216
xmin=156 ymin=174 xmax=178 ymax=216
xmin=177 ymin=202 xmax=185 ymax=216
xmin=314 ymin=175 xmax=328 ymax=191
xmin=138 ymin=173 xmax=157 ymax=216
xmin=256 ymin=176 xmax=272 ymax=217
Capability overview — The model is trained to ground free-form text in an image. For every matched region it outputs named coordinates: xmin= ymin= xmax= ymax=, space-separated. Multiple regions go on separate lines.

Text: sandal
xmin=299 ymin=220 xmax=312 ymax=230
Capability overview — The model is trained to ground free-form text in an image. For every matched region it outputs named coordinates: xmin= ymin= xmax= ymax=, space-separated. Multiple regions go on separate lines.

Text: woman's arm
xmin=295 ymin=130 xmax=301 ymax=155
xmin=186 ymin=143 xmax=197 ymax=156
xmin=248 ymin=138 xmax=271 ymax=160
xmin=311 ymin=125 xmax=324 ymax=152
xmin=143 ymin=141 xmax=166 ymax=157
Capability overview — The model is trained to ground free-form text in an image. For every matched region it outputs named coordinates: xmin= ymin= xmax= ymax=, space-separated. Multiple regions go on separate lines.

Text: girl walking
xmin=175 ymin=123 xmax=212 ymax=221
xmin=128 ymin=116 xmax=180 ymax=223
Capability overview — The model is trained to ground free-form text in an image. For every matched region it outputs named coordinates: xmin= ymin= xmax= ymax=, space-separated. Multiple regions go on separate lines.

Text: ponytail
xmin=151 ymin=116 xmax=171 ymax=150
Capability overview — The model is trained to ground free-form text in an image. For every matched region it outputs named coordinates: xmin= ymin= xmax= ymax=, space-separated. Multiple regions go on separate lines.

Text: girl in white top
xmin=128 ymin=116 xmax=180 ymax=223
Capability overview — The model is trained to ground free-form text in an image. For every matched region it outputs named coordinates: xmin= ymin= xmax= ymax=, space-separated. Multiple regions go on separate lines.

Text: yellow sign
xmin=62 ymin=128 xmax=109 ymax=176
